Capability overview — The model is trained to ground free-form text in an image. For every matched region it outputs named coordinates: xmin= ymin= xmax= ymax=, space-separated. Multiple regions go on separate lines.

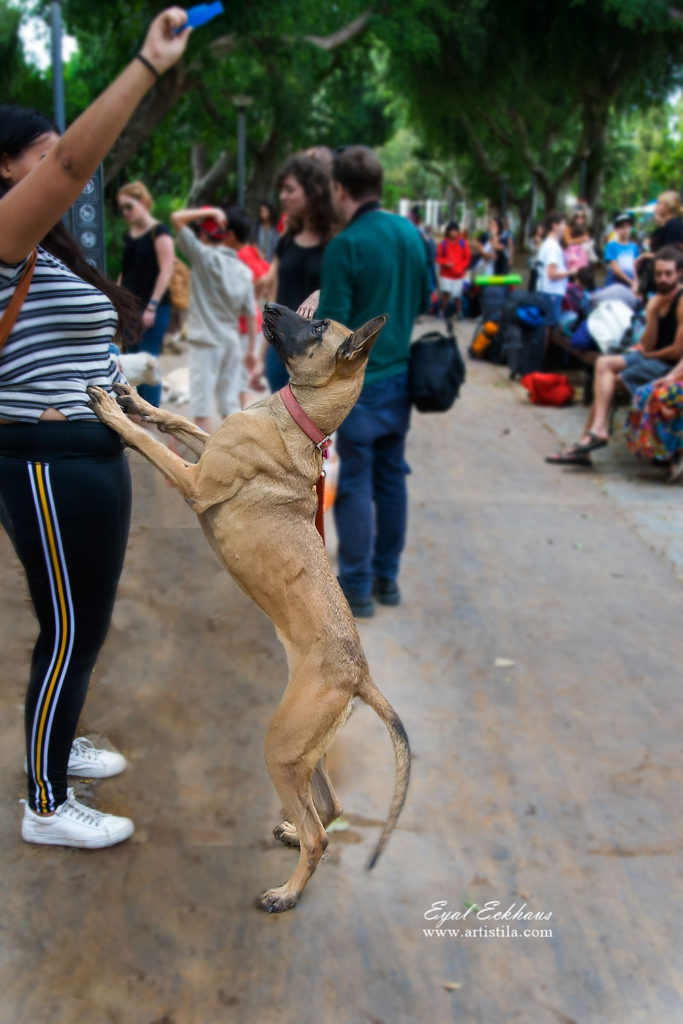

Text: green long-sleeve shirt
xmin=316 ymin=207 xmax=431 ymax=386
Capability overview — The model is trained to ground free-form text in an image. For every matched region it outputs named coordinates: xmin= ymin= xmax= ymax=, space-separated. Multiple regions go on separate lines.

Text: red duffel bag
xmin=521 ymin=372 xmax=575 ymax=406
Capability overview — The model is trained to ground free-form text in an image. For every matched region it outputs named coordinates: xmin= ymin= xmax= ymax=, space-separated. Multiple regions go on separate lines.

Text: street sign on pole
xmin=67 ymin=166 xmax=108 ymax=274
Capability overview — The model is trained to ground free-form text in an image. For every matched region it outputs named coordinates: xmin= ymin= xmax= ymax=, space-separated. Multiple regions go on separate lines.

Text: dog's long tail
xmin=359 ymin=677 xmax=411 ymax=870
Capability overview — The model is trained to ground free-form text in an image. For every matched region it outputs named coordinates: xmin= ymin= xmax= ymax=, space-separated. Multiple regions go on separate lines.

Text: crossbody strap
xmin=0 ymin=249 xmax=38 ymax=351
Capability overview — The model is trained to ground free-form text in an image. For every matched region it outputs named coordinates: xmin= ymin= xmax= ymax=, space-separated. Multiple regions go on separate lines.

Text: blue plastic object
xmin=516 ymin=305 xmax=545 ymax=328
xmin=176 ymin=3 xmax=224 ymax=33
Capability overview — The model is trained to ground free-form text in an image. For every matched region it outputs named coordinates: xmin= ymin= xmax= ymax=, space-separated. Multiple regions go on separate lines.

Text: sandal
xmin=545 ymin=447 xmax=593 ymax=466
xmin=574 ymin=430 xmax=608 ymax=455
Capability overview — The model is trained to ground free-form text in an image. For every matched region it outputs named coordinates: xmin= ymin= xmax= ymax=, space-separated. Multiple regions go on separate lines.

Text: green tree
xmin=0 ymin=1 xmax=50 ymax=110
xmin=43 ymin=0 xmax=396 ymax=210
xmin=387 ymin=0 xmax=683 ymax=233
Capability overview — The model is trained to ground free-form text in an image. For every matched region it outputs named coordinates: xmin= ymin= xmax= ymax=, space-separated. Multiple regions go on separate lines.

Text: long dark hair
xmin=276 ymin=154 xmax=335 ymax=244
xmin=0 ymin=105 xmax=141 ymax=343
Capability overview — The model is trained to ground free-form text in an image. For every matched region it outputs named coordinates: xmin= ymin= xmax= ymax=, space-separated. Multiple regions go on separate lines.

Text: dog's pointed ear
xmin=337 ymin=314 xmax=387 ymax=363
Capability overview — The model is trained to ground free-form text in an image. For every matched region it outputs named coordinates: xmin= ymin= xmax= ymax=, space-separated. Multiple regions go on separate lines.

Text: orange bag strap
xmin=0 ymin=249 xmax=37 ymax=352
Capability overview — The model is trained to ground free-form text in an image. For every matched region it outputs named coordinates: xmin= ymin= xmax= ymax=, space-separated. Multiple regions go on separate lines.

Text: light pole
xmin=232 ymin=95 xmax=253 ymax=208
xmin=50 ymin=2 xmax=106 ymax=272
xmin=50 ymin=1 xmax=65 ymax=132
xmin=501 ymin=174 xmax=509 ymax=218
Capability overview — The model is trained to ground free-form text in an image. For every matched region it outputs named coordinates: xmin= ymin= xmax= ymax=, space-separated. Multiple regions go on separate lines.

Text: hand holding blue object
xmin=175 ymin=3 xmax=224 ymax=33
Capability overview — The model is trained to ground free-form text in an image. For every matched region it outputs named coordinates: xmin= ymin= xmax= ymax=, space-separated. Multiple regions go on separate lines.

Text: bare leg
xmin=588 ymin=355 xmax=626 ymax=438
xmin=194 ymin=415 xmax=212 ymax=437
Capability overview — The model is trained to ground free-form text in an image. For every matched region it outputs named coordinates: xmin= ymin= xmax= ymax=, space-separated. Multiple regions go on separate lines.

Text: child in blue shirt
xmin=604 ymin=213 xmax=640 ymax=286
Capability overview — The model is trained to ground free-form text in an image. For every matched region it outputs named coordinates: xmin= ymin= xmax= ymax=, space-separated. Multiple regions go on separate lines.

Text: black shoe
xmin=338 ymin=579 xmax=376 ymax=618
xmin=345 ymin=593 xmax=376 ymax=618
xmin=373 ymin=577 xmax=401 ymax=606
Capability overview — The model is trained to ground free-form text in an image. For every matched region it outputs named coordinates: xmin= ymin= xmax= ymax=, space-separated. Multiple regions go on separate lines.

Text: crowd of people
xmin=0 ymin=4 xmax=681 ymax=855
xmin=409 ymin=195 xmax=683 ymax=480
xmin=529 ymin=196 xmax=683 ymax=479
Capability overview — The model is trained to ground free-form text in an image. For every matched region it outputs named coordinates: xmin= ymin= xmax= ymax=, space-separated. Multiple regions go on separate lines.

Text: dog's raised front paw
xmin=257 ymin=884 xmax=302 ymax=914
xmin=87 ymin=385 xmax=127 ymax=426
xmin=112 ymin=383 xmax=154 ymax=420
xmin=273 ymin=820 xmax=300 ymax=848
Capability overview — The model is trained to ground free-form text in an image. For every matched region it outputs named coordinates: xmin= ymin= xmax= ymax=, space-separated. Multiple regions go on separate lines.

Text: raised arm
xmin=0 ymin=7 xmax=190 ymax=264
xmin=170 ymin=207 xmax=226 ymax=232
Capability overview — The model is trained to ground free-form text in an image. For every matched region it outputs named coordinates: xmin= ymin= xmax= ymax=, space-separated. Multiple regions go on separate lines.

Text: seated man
xmin=546 ymin=246 xmax=683 ymax=465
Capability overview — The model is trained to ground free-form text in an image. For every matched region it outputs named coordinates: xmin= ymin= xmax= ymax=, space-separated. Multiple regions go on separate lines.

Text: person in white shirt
xmin=538 ymin=211 xmax=571 ymax=325
xmin=171 ymin=207 xmax=258 ymax=433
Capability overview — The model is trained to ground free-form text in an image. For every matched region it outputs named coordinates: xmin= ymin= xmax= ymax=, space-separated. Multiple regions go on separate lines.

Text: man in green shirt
xmin=316 ymin=146 xmax=431 ymax=617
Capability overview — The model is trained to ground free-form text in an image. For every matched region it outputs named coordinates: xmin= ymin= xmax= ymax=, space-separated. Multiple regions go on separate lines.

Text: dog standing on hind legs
xmin=87 ymin=302 xmax=411 ymax=913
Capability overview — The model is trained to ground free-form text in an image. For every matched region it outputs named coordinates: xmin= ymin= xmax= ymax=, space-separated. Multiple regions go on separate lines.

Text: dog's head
xmin=262 ymin=302 xmax=386 ymax=389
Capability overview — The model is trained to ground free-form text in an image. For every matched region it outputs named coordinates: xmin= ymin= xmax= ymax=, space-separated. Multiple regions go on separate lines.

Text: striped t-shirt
xmin=0 ymin=246 xmax=124 ymax=422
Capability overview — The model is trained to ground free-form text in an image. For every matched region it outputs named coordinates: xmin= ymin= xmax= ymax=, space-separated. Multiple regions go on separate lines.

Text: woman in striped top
xmin=0 ymin=7 xmax=191 ymax=849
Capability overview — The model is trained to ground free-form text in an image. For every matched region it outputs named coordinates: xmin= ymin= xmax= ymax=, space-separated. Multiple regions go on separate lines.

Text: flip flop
xmin=574 ymin=430 xmax=608 ymax=455
xmin=545 ymin=448 xmax=592 ymax=466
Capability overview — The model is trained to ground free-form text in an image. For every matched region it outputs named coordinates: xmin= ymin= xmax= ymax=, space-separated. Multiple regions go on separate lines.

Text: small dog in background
xmin=116 ymin=350 xmax=160 ymax=389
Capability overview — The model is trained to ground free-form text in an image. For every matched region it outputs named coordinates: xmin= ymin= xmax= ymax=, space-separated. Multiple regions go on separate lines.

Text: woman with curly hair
xmin=257 ymin=153 xmax=335 ymax=392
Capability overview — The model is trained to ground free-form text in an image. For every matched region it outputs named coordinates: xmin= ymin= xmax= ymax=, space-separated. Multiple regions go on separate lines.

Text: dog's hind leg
xmin=112 ymin=384 xmax=209 ymax=457
xmin=259 ymin=687 xmax=350 ymax=912
xmin=273 ymin=756 xmax=343 ymax=848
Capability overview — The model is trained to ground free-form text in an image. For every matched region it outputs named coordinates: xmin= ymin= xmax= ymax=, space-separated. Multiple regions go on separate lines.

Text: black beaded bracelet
xmin=136 ymin=53 xmax=161 ymax=80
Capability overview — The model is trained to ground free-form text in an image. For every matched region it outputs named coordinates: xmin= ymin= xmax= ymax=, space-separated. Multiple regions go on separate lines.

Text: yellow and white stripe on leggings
xmin=27 ymin=462 xmax=75 ymax=814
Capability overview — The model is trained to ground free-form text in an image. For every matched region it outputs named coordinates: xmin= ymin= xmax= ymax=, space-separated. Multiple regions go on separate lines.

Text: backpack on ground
xmin=409 ymin=327 xmax=466 ymax=413
xmin=501 ymin=290 xmax=553 ymax=378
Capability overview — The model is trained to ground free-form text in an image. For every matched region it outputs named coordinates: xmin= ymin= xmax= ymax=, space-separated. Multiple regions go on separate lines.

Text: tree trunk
xmin=187 ymin=150 xmax=232 ymax=206
xmin=246 ymin=127 xmax=284 ymax=219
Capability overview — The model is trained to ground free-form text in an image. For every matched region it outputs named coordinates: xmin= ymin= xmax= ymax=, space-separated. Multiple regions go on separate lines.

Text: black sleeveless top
xmin=275 ymin=234 xmax=325 ymax=311
xmin=655 ymin=289 xmax=683 ymax=353
xmin=121 ymin=223 xmax=171 ymax=308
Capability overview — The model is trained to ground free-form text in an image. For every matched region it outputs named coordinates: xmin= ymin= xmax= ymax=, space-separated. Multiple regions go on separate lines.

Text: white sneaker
xmin=21 ymin=788 xmax=134 ymax=849
xmin=67 ymin=737 xmax=127 ymax=778
xmin=24 ymin=738 xmax=127 ymax=779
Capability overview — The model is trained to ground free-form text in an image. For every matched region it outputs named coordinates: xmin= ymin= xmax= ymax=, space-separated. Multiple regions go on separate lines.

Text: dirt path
xmin=1 ymin=332 xmax=681 ymax=1023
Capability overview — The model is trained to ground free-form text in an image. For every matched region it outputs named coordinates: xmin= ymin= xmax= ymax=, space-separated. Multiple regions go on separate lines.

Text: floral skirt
xmin=625 ymin=381 xmax=683 ymax=461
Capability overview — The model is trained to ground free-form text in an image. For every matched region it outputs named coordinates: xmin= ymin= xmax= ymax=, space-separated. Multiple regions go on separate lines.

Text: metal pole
xmin=50 ymin=1 xmax=65 ymax=133
xmin=237 ymin=109 xmax=246 ymax=208
xmin=528 ymin=172 xmax=537 ymax=240
xmin=579 ymin=159 xmax=587 ymax=201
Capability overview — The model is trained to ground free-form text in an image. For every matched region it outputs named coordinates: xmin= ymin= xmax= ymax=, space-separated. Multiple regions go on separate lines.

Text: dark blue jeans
xmin=334 ymin=371 xmax=411 ymax=599
xmin=130 ymin=303 xmax=171 ymax=407
xmin=266 ymin=344 xmax=290 ymax=394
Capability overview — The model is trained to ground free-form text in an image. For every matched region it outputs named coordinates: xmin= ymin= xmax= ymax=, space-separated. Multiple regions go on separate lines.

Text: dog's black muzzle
xmin=262 ymin=302 xmax=328 ymax=360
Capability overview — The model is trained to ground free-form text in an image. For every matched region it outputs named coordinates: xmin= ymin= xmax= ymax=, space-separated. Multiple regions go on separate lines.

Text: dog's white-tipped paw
xmin=273 ymin=820 xmax=300 ymax=847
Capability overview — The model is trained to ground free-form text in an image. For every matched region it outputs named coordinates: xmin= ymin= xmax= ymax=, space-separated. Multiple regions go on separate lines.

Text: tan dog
xmin=87 ymin=302 xmax=410 ymax=913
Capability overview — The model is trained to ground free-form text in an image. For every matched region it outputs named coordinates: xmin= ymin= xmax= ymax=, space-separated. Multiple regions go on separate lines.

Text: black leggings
xmin=0 ymin=422 xmax=131 ymax=812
